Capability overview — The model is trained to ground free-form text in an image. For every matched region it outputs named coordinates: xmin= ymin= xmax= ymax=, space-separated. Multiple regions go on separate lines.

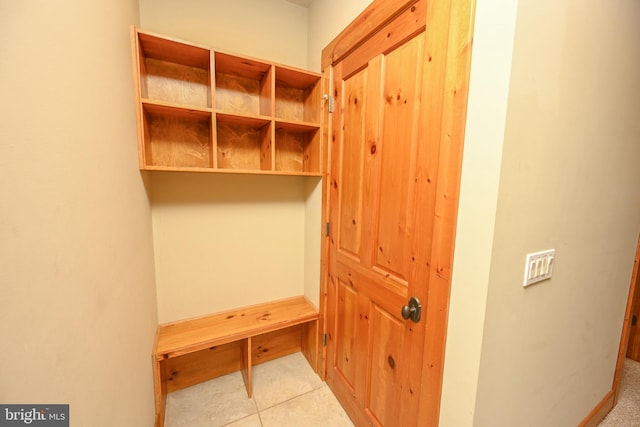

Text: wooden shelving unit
xmin=132 ymin=28 xmax=325 ymax=426
xmin=132 ymin=27 xmax=322 ymax=176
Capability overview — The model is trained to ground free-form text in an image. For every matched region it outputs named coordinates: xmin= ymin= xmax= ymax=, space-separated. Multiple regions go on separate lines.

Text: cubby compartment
xmin=214 ymin=52 xmax=273 ymax=117
xmin=137 ymin=32 xmax=212 ymax=108
xmin=142 ymin=103 xmax=213 ymax=169
xmin=216 ymin=113 xmax=273 ymax=171
xmin=275 ymin=66 xmax=321 ymax=124
xmin=274 ymin=121 xmax=320 ymax=174
xmin=132 ymin=28 xmax=322 ymax=175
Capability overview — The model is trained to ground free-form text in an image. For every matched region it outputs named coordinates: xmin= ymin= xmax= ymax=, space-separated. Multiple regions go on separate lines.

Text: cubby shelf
xmin=132 ymin=27 xmax=323 ymax=176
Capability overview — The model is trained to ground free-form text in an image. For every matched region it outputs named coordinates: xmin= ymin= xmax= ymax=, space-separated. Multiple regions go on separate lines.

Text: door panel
xmin=368 ymin=306 xmax=405 ymax=426
xmin=335 ymin=281 xmax=360 ymax=389
xmin=337 ymin=67 xmax=366 ymax=258
xmin=371 ymin=34 xmax=423 ymax=283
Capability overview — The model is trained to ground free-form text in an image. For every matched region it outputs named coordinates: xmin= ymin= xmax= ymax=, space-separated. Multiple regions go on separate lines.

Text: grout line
xmin=219 ymin=412 xmax=260 ymax=427
xmin=257 ymin=383 xmax=327 ymax=414
xmin=218 ymin=393 xmax=260 ymax=427
xmin=255 ymin=395 xmax=262 ymax=427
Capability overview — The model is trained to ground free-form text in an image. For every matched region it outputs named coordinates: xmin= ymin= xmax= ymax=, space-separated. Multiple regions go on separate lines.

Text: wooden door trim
xmin=614 ymin=235 xmax=640 ymax=396
xmin=321 ymin=0 xmax=420 ymax=70
xmin=317 ymin=61 xmax=331 ymax=381
xmin=414 ymin=0 xmax=476 ymax=423
xmin=577 ymin=390 xmax=615 ymax=427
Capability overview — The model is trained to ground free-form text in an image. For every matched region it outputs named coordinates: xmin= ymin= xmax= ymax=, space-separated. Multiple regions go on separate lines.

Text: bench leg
xmin=240 ymin=336 xmax=252 ymax=398
xmin=153 ymin=357 xmax=166 ymax=427
xmin=301 ymin=319 xmax=319 ymax=372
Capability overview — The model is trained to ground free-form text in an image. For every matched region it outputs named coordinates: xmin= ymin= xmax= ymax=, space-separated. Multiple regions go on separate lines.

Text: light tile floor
xmin=165 ymin=352 xmax=355 ymax=427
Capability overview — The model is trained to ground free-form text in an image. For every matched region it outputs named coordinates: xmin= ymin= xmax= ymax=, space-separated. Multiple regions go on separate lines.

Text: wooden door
xmin=321 ymin=0 xmax=475 ymax=425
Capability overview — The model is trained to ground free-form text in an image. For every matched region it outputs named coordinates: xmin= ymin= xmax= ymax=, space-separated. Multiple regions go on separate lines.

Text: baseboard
xmin=578 ymin=390 xmax=615 ymax=427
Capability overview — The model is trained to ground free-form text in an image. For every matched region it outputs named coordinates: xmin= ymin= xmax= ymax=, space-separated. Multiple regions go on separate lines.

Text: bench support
xmin=241 ymin=336 xmax=252 ymax=398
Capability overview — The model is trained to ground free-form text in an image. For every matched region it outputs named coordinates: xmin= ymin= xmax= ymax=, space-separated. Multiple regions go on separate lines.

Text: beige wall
xmin=0 ymin=0 xmax=158 ymax=425
xmin=304 ymin=178 xmax=323 ymax=308
xmin=473 ymin=0 xmax=640 ymax=425
xmin=139 ymin=0 xmax=309 ymax=69
xmin=150 ymin=173 xmax=311 ymax=322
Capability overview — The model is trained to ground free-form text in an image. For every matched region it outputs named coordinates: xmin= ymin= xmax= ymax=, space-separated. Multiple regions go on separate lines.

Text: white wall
xmin=139 ymin=0 xmax=309 ymax=68
xmin=0 ymin=0 xmax=158 ymax=425
xmin=473 ymin=0 xmax=640 ymax=425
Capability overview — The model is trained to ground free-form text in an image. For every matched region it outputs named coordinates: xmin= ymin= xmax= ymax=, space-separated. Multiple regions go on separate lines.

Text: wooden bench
xmin=152 ymin=296 xmax=320 ymax=426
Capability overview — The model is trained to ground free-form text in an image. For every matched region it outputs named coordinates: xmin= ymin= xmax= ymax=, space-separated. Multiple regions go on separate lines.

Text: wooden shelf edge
xmin=215 ymin=111 xmax=272 ymax=127
xmin=135 ymin=27 xmax=211 ymax=50
xmin=275 ymin=119 xmax=321 ymax=132
xmin=142 ymin=98 xmax=213 ymax=115
xmin=212 ymin=48 xmax=321 ymax=81
xmin=136 ymin=36 xmax=210 ymax=72
xmin=140 ymin=165 xmax=322 ymax=177
xmin=275 ymin=64 xmax=322 ymax=88
xmin=214 ymin=111 xmax=321 ymax=133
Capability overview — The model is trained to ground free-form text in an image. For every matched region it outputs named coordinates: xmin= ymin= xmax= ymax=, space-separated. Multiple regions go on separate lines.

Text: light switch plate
xmin=523 ymin=249 xmax=555 ymax=287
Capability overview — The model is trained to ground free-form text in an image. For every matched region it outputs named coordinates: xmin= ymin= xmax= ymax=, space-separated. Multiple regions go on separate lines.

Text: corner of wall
xmin=438 ymin=0 xmax=519 ymax=425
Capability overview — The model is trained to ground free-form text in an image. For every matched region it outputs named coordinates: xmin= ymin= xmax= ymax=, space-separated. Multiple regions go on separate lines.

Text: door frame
xmin=579 ymin=234 xmax=640 ymax=426
xmin=317 ymin=0 xmax=477 ymax=423
xmin=613 ymin=235 xmax=640 ymax=392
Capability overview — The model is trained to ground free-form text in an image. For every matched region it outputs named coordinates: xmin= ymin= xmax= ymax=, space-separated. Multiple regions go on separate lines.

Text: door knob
xmin=401 ymin=296 xmax=422 ymax=323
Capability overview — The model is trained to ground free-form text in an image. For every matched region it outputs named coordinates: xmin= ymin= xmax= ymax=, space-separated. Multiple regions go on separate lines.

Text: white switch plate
xmin=523 ymin=249 xmax=555 ymax=287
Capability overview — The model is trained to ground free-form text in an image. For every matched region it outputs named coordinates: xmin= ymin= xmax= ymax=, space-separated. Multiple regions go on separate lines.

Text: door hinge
xmin=323 ymin=333 xmax=327 ymax=346
xmin=325 ymin=222 xmax=330 ymax=237
xmin=323 ymin=94 xmax=334 ymax=113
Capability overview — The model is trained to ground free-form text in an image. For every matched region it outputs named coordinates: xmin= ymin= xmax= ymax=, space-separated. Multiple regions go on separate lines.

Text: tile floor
xmin=165 ymin=352 xmax=355 ymax=427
